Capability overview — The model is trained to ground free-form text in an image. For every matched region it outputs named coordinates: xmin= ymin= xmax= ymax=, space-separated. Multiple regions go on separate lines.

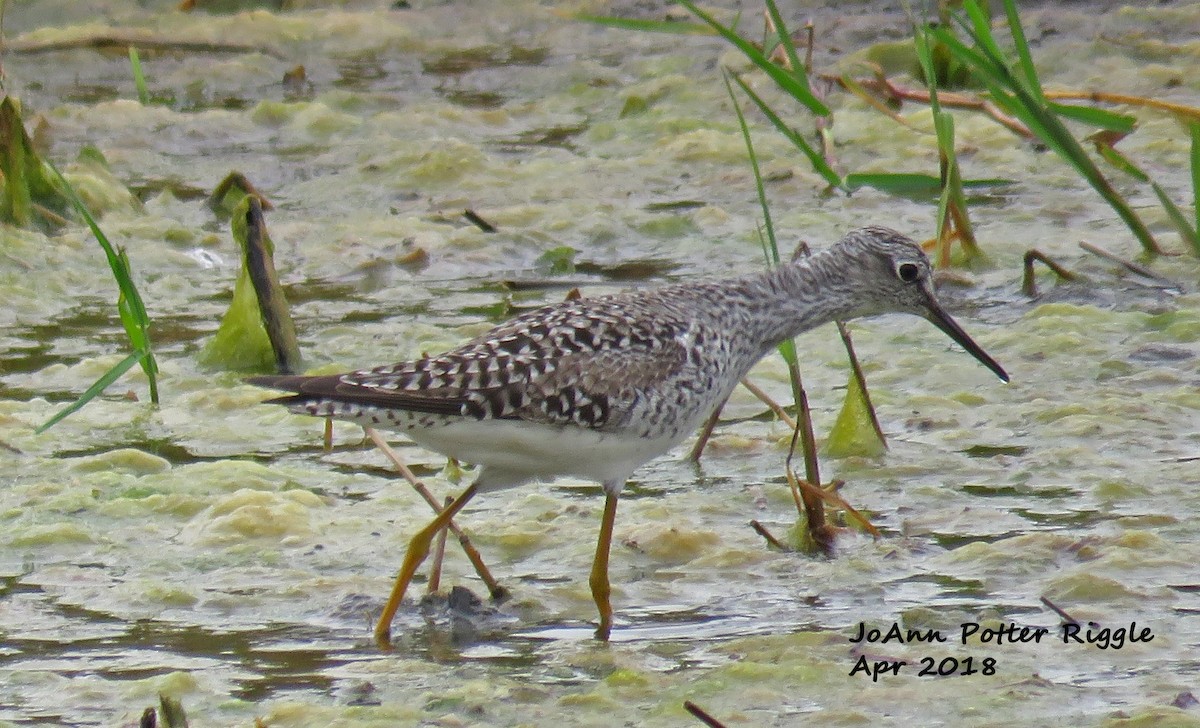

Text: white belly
xmin=404 ymin=419 xmax=680 ymax=493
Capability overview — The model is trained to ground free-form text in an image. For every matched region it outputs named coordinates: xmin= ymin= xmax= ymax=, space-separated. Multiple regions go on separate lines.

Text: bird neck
xmin=740 ymin=247 xmax=864 ymax=350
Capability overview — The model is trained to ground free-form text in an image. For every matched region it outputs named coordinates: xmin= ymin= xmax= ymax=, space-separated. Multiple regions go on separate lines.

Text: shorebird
xmin=250 ymin=226 xmax=1008 ymax=643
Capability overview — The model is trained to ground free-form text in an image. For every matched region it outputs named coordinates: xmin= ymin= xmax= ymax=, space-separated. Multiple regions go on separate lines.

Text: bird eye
xmin=896 ymin=262 xmax=921 ymax=283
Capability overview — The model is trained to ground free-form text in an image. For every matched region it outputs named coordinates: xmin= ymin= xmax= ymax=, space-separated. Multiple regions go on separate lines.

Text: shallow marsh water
xmin=1 ymin=1 xmax=1199 ymax=726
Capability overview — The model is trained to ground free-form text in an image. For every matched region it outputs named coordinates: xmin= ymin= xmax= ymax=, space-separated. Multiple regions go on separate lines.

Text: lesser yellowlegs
xmin=250 ymin=226 xmax=1008 ymax=643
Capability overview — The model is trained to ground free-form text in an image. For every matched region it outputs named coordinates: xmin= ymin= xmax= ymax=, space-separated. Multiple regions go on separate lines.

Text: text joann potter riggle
xmin=847 ymin=620 xmax=1154 ymax=682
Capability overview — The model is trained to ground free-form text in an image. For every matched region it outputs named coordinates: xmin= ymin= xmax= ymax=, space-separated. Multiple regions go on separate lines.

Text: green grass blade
xmin=961 ymin=0 xmax=1007 ymax=80
xmin=724 ymin=71 xmax=778 ymax=266
xmin=999 ymin=0 xmax=1044 ymax=103
xmin=574 ymin=14 xmax=711 ymax=35
xmin=933 ymin=113 xmax=955 ymax=253
xmin=1150 ymin=181 xmax=1200 ymax=252
xmin=912 ymin=24 xmax=943 ymax=113
xmin=729 ymin=71 xmax=843 ymax=189
xmin=129 ymin=45 xmax=150 ymax=104
xmin=36 ymin=350 xmax=146 ymax=434
xmin=929 ymin=22 xmax=1161 ymax=254
xmin=118 ymin=291 xmax=147 ymax=352
xmin=1092 ymin=142 xmax=1150 ymax=182
xmin=916 ymin=23 xmax=962 ymax=258
xmin=45 ymin=161 xmax=149 ymax=325
xmin=1048 ymin=103 xmax=1137 ymax=133
xmin=844 ymin=172 xmax=1014 ymax=198
xmin=763 ymin=0 xmax=804 ymax=74
xmin=674 ymin=0 xmax=830 ymax=116
xmin=1192 ymin=122 xmax=1200 ymax=247
xmin=44 ymin=159 xmax=160 ymax=403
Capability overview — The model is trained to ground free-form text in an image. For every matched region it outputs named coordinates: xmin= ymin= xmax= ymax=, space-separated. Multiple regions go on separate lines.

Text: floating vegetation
xmin=200 ymin=194 xmax=300 ymax=373
xmin=0 ymin=97 xmax=72 ymax=230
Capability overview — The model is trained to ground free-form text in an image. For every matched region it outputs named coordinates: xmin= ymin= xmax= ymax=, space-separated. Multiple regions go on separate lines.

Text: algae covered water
xmin=1 ymin=1 xmax=1199 ymax=726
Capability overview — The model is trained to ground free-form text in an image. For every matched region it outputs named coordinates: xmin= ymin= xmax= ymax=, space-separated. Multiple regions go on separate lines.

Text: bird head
xmin=825 ymin=227 xmax=1009 ymax=382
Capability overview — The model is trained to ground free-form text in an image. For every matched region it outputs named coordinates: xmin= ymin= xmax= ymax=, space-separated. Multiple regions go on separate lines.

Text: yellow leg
xmin=375 ymin=483 xmax=479 ymax=647
xmin=366 ymin=428 xmax=507 ymax=601
xmin=589 ymin=492 xmax=619 ymax=640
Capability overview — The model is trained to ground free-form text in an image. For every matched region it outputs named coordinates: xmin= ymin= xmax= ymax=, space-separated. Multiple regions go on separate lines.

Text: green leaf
xmin=844 ymin=172 xmax=1013 ymax=198
xmin=763 ymin=0 xmax=804 ymax=76
xmin=928 ymin=18 xmax=1161 ymax=255
xmin=913 ymin=24 xmax=943 ymax=113
xmin=673 ymin=0 xmax=830 ymax=117
xmin=1049 ymin=103 xmax=1137 ymax=133
xmin=1092 ymin=142 xmax=1150 ymax=182
xmin=1192 ymin=122 xmax=1200 ymax=250
xmin=36 ymin=350 xmax=146 ymax=434
xmin=1150 ymin=181 xmax=1199 ymax=252
xmin=846 ymin=172 xmax=942 ymax=195
xmin=728 ymin=72 xmax=842 ymax=189
xmin=534 ymin=245 xmax=578 ymax=275
xmin=42 ymin=157 xmax=160 ymax=405
xmin=574 ymin=13 xmax=711 ymax=35
xmin=200 ymin=197 xmax=280 ymax=371
xmin=725 ymin=71 xmax=777 ymax=266
xmin=129 ymin=46 xmax=149 ymax=105
xmin=824 ymin=370 xmax=886 ymax=458
xmin=1000 ymin=0 xmax=1044 ymax=103
xmin=962 ymin=0 xmax=1008 ymax=82
xmin=776 ymin=337 xmax=798 ymax=367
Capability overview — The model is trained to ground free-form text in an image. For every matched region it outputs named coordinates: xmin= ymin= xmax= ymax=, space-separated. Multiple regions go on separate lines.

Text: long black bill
xmin=923 ymin=297 xmax=1009 ymax=382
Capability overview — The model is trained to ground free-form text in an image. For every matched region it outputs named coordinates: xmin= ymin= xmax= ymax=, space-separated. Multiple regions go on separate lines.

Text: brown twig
xmin=688 ymin=397 xmax=725 ymax=461
xmin=827 ymin=73 xmax=1034 ymax=138
xmin=838 ymin=69 xmax=931 ymax=134
xmin=1079 ymin=240 xmax=1174 ymax=283
xmin=738 ymin=377 xmax=797 ymax=430
xmin=749 ymin=519 xmax=791 ymax=551
xmin=1045 ymin=89 xmax=1200 ymax=124
xmin=1040 ymin=595 xmax=1079 ymax=625
xmin=792 ymin=476 xmax=880 ymax=538
xmin=683 ymin=701 xmax=728 ymax=728
xmin=427 ymin=496 xmax=452 ymax=594
xmin=3 ymin=32 xmax=285 ymax=59
xmin=365 ymin=427 xmax=509 ymax=601
xmin=463 ymin=209 xmax=496 ymax=232
xmin=1022 ymin=249 xmax=1078 ymax=296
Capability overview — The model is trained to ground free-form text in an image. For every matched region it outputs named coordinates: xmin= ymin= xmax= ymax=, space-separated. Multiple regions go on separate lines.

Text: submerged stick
xmin=683 ymin=701 xmax=728 ymax=728
xmin=365 ymin=427 xmax=508 ymax=601
xmin=749 ymin=519 xmax=791 ymax=551
xmin=1079 ymin=240 xmax=1172 ymax=284
xmin=427 ymin=496 xmax=452 ymax=594
xmin=463 ymin=209 xmax=496 ymax=232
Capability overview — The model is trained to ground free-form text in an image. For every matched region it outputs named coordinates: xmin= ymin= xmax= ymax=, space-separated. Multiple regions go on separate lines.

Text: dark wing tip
xmin=246 ymin=373 xmax=346 ymax=397
xmin=247 ymin=372 xmax=468 ymax=416
xmin=245 ymin=374 xmax=294 ymax=391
